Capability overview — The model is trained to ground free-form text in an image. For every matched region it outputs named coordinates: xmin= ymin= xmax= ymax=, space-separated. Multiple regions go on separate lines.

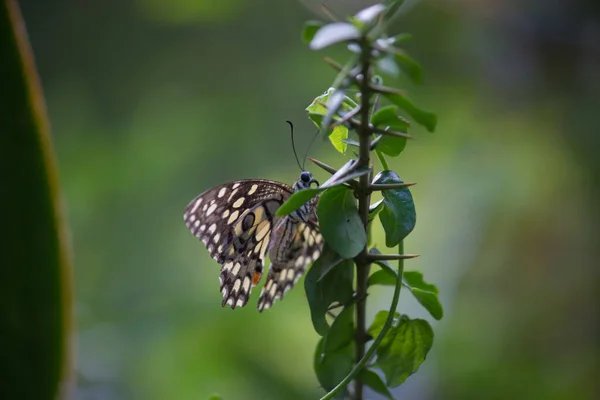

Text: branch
xmin=367 ymin=253 xmax=419 ymax=261
xmin=320 ymin=241 xmax=406 ymax=400
xmin=352 ymin=36 xmax=373 ymax=400
xmin=308 ymin=158 xmax=360 ymax=191
xmin=347 ymin=118 xmax=413 ymax=139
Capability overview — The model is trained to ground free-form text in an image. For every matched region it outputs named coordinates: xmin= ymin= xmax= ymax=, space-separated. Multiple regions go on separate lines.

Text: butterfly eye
xmin=300 ymin=171 xmax=312 ymax=183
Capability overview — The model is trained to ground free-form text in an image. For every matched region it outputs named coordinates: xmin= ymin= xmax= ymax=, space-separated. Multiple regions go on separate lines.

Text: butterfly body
xmin=184 ymin=172 xmax=323 ymax=311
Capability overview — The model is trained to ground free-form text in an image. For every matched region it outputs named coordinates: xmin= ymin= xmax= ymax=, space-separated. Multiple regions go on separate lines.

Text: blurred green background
xmin=19 ymin=0 xmax=599 ymax=399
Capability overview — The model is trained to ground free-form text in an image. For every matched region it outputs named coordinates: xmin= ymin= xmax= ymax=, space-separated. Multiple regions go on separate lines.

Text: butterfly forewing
xmin=184 ymin=178 xmax=322 ymax=310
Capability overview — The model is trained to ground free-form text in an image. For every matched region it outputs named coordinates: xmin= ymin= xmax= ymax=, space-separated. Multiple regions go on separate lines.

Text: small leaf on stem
xmin=303 ymin=21 xmax=325 ymax=44
xmin=382 ymin=92 xmax=437 ymax=132
xmin=310 ymin=22 xmax=361 ymax=50
xmin=314 ymin=337 xmax=354 ymax=394
xmin=305 ymin=247 xmax=354 ymax=336
xmin=358 ymin=369 xmax=395 ymax=400
xmin=373 ymin=171 xmax=416 ymax=247
xmin=371 ymin=105 xmax=409 ymax=156
xmin=371 ymin=314 xmax=434 ymax=387
xmin=318 ymin=186 xmax=367 ymax=258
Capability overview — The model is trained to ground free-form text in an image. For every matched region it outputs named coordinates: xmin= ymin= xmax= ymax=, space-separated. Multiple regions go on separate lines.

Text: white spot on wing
xmin=190 ymin=198 xmax=202 ymax=214
xmin=206 ymin=203 xmax=217 ymax=216
xmin=256 ymin=222 xmax=270 ymax=241
xmin=286 ymin=269 xmax=295 ymax=280
xmin=228 ymin=210 xmax=239 ymax=224
xmin=218 ymin=187 xmax=227 ymax=198
xmin=242 ymin=277 xmax=251 ymax=292
xmin=248 ymin=184 xmax=258 ymax=195
xmin=232 ymin=262 xmax=241 ymax=275
xmin=232 ymin=197 xmax=245 ymax=208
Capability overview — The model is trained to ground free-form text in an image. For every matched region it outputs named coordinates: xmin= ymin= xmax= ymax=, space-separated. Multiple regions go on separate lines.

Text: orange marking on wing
xmin=252 ymin=272 xmax=262 ymax=286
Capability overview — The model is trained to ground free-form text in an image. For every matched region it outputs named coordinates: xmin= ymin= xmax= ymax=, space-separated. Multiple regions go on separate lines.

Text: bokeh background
xmin=19 ymin=0 xmax=599 ymax=399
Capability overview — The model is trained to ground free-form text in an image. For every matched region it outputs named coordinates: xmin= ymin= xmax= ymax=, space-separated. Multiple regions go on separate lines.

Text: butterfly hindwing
xmin=257 ymin=219 xmax=323 ymax=311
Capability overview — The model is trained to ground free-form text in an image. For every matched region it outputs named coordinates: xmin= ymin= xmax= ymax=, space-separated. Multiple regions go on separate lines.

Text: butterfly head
xmin=295 ymin=171 xmax=319 ymax=191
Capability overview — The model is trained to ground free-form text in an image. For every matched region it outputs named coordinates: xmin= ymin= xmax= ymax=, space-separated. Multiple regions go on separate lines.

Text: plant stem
xmin=320 ymin=240 xmax=405 ymax=400
xmin=354 ymin=38 xmax=373 ymax=400
xmin=375 ymin=148 xmax=389 ymax=170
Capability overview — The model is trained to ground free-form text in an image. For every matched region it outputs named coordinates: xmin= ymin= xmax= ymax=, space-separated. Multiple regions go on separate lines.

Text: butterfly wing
xmin=257 ymin=218 xmax=323 ymax=311
xmin=184 ymin=179 xmax=293 ymax=309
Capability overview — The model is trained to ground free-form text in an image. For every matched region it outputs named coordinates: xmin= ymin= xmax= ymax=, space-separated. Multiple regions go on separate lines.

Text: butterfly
xmin=183 ymin=171 xmax=324 ymax=311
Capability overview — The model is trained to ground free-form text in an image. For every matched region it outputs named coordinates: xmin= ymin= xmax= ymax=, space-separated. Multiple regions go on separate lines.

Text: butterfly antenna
xmin=286 ymin=120 xmax=304 ymax=171
xmin=302 ymin=129 xmax=320 ymax=170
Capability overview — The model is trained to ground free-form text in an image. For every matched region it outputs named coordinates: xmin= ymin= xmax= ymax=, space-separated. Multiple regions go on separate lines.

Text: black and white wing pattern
xmin=257 ymin=219 xmax=323 ymax=311
xmin=183 ymin=178 xmax=323 ymax=311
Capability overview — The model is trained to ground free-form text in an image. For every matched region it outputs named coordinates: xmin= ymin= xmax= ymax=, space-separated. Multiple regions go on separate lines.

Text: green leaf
xmin=0 ymin=3 xmax=73 ymax=399
xmin=306 ymin=88 xmax=358 ymax=153
xmin=403 ymin=271 xmax=443 ymax=320
xmin=318 ymin=186 xmax=366 ymax=258
xmin=382 ymin=92 xmax=437 ymax=132
xmin=358 ymin=369 xmax=395 ymax=400
xmin=403 ymin=271 xmax=438 ymax=294
xmin=368 ymin=199 xmax=385 ymax=219
xmin=371 ymin=105 xmax=409 ymax=157
xmin=368 ymin=269 xmax=396 ymax=286
xmin=328 ymin=126 xmax=348 ymax=153
xmin=302 ymin=20 xmax=324 ymax=44
xmin=392 ymin=33 xmax=412 ymax=43
xmin=376 ymin=53 xmax=400 ymax=77
xmin=322 ymin=88 xmax=346 ymax=140
xmin=207 ymin=395 xmax=223 ymax=400
xmin=353 ymin=4 xmax=386 ymax=24
xmin=375 ymin=316 xmax=434 ymax=387
xmin=314 ymin=337 xmax=354 ymax=394
xmin=368 ymin=310 xmax=399 ymax=347
xmin=368 ymin=252 xmax=443 ymax=320
xmin=323 ymin=305 xmax=355 ymax=353
xmin=409 ymin=288 xmax=443 ymax=321
xmin=310 ymin=22 xmax=361 ymax=50
xmin=305 ymin=247 xmax=354 ymax=336
xmin=373 ymin=171 xmax=416 ymax=247
xmin=371 ymin=106 xmax=410 ymax=131
xmin=276 ymin=187 xmax=323 ymax=217
xmin=382 ymin=0 xmax=405 ymax=20
xmin=394 ymin=50 xmax=423 ymax=84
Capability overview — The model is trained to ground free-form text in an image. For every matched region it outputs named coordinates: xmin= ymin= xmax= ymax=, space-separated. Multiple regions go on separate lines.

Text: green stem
xmin=375 ymin=148 xmax=389 ymax=170
xmin=320 ymin=240 xmax=405 ymax=400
